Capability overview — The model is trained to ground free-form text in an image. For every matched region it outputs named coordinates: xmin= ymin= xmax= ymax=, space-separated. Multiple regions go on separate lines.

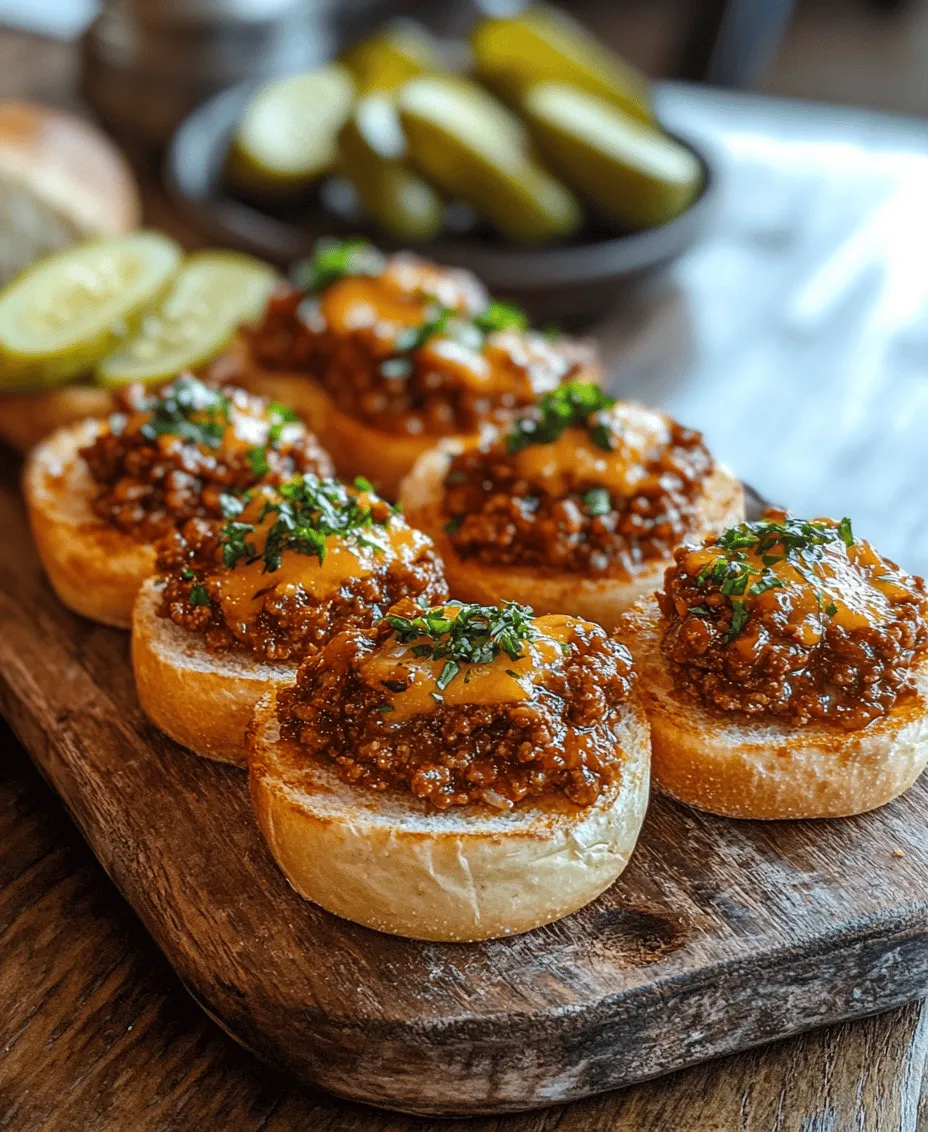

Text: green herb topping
xmin=384 ymin=601 xmax=538 ymax=690
xmin=506 ymin=381 xmax=617 ymax=455
xmin=218 ymin=475 xmax=392 ymax=574
xmin=473 ymin=299 xmax=528 ymax=335
xmin=138 ymin=375 xmax=230 ymax=449
xmin=293 ymin=237 xmax=385 ymax=294
xmin=691 ymin=516 xmax=857 ymax=643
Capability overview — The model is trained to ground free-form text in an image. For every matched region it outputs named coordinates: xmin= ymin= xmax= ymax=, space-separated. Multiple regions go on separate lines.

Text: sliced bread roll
xmin=618 ymin=596 xmax=928 ymax=819
xmin=23 ymin=418 xmax=153 ymax=628
xmin=0 ymin=384 xmax=115 ymax=453
xmin=133 ymin=578 xmax=296 ymax=768
xmin=248 ymin=687 xmax=651 ymax=941
xmin=400 ymin=441 xmax=744 ymax=629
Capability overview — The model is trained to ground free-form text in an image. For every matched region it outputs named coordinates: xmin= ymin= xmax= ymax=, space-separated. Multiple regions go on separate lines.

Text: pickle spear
xmin=339 ymin=96 xmax=444 ymax=242
xmin=0 ymin=231 xmax=182 ymax=389
xmin=341 ymin=20 xmax=441 ymax=93
xmin=398 ymin=76 xmax=581 ymax=244
xmin=523 ymin=83 xmax=703 ymax=230
xmin=228 ymin=66 xmax=355 ymax=197
xmin=96 ymin=251 xmax=278 ymax=387
xmin=472 ymin=5 xmax=652 ymax=124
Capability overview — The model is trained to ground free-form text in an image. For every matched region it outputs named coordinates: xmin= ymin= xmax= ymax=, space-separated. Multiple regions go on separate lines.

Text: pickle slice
xmin=472 ymin=5 xmax=653 ymax=124
xmin=228 ymin=66 xmax=355 ymax=196
xmin=96 ymin=251 xmax=278 ymax=387
xmin=398 ymin=76 xmax=581 ymax=244
xmin=341 ymin=20 xmax=441 ymax=94
xmin=0 ymin=231 xmax=182 ymax=389
xmin=339 ymin=96 xmax=444 ymax=242
xmin=523 ymin=83 xmax=703 ymax=231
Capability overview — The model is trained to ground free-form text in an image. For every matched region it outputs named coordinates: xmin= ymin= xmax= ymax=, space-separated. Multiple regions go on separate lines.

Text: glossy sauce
xmin=358 ymin=611 xmax=576 ymax=722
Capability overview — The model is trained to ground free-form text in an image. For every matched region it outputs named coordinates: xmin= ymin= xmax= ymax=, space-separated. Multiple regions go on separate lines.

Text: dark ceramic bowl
xmin=165 ymin=82 xmax=718 ymax=325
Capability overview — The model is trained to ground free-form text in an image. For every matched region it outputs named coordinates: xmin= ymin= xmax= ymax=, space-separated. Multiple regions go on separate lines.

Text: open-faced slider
xmin=249 ymin=597 xmax=650 ymax=940
xmin=618 ymin=510 xmax=928 ymax=818
xmin=401 ymin=381 xmax=743 ymax=629
xmin=223 ymin=238 xmax=600 ymax=497
xmin=23 ymin=374 xmax=332 ymax=628
xmin=133 ymin=473 xmax=447 ymax=766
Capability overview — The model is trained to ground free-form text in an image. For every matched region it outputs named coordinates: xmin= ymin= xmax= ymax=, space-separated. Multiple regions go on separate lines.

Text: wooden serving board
xmin=2 ymin=459 xmax=927 ymax=1118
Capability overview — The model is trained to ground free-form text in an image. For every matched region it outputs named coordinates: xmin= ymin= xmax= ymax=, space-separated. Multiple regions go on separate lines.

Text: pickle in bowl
xmin=340 ymin=20 xmax=442 ymax=94
xmin=397 ymin=75 xmax=581 ymax=244
xmin=523 ymin=83 xmax=703 ymax=231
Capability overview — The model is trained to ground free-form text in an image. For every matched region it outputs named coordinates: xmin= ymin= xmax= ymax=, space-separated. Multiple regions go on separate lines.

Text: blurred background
xmin=0 ymin=0 xmax=926 ymax=572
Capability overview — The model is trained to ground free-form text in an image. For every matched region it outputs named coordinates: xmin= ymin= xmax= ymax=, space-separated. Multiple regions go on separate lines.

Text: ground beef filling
xmin=277 ymin=610 xmax=635 ymax=809
xmin=443 ymin=422 xmax=713 ymax=575
xmin=156 ymin=519 xmax=448 ymax=663
xmin=82 ymin=388 xmax=332 ymax=543
xmin=245 ymin=283 xmax=597 ymax=438
xmin=658 ymin=529 xmax=928 ymax=730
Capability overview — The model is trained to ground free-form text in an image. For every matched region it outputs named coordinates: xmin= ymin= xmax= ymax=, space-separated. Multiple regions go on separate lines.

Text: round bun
xmin=132 ymin=577 xmax=297 ymax=767
xmin=0 ymin=384 xmax=115 ymax=453
xmin=399 ymin=442 xmax=744 ymax=629
xmin=0 ymin=100 xmax=140 ymax=286
xmin=23 ymin=418 xmax=154 ymax=628
xmin=248 ymin=688 xmax=650 ymax=941
xmin=618 ymin=596 xmax=928 ymax=819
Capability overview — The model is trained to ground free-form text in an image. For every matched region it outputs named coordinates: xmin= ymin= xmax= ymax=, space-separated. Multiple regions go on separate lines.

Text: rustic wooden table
xmin=2 ymin=25 xmax=928 ymax=1132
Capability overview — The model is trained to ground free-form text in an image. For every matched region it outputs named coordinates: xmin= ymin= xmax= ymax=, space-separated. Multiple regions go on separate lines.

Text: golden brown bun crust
xmin=23 ymin=419 xmax=153 ymax=628
xmin=618 ymin=596 xmax=928 ymax=819
xmin=248 ymin=689 xmax=651 ymax=941
xmin=132 ymin=578 xmax=297 ymax=767
xmin=399 ymin=442 xmax=744 ymax=629
xmin=0 ymin=386 xmax=115 ymax=453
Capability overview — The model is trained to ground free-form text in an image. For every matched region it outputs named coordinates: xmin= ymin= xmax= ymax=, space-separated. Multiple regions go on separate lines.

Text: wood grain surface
xmin=1 ymin=447 xmax=927 ymax=1117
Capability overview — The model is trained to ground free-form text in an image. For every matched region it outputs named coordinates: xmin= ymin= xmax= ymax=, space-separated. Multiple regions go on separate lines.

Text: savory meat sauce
xmin=658 ymin=510 xmax=928 ymax=730
xmin=82 ymin=375 xmax=332 ymax=543
xmin=157 ymin=476 xmax=447 ymax=662
xmin=443 ymin=383 xmax=714 ymax=575
xmin=277 ymin=598 xmax=636 ymax=810
xmin=245 ymin=241 xmax=599 ymax=438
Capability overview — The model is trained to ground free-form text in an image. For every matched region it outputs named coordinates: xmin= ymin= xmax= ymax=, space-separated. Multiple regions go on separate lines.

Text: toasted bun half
xmin=248 ymin=688 xmax=651 ymax=941
xmin=0 ymin=385 xmax=115 ymax=453
xmin=400 ymin=443 xmax=745 ymax=629
xmin=618 ymin=596 xmax=928 ymax=819
xmin=132 ymin=577 xmax=297 ymax=767
xmin=23 ymin=418 xmax=154 ymax=628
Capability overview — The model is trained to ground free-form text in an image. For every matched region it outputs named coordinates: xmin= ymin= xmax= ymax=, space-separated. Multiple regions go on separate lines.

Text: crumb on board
xmin=891 ymin=848 xmax=905 ymax=858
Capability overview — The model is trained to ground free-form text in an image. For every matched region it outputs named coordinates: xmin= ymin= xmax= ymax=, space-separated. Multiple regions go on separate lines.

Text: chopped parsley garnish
xmin=180 ymin=567 xmax=196 ymax=581
xmin=247 ymin=446 xmax=270 ymax=476
xmin=293 ymin=237 xmax=385 ymax=294
xmin=188 ymin=583 xmax=211 ymax=607
xmin=692 ymin=516 xmax=857 ymax=643
xmin=218 ymin=475 xmax=391 ymax=574
xmin=582 ymin=487 xmax=612 ymax=518
xmin=267 ymin=401 xmax=300 ymax=445
xmin=385 ymin=601 xmax=538 ymax=690
xmin=473 ymin=299 xmax=528 ymax=335
xmin=138 ymin=375 xmax=230 ymax=450
xmin=506 ymin=381 xmax=617 ymax=455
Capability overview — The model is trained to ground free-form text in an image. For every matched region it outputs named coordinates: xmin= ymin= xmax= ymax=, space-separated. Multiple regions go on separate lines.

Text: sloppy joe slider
xmin=401 ymin=381 xmax=743 ymax=629
xmin=133 ymin=473 xmax=447 ymax=765
xmin=24 ymin=374 xmax=332 ymax=628
xmin=229 ymin=238 xmax=600 ymax=497
xmin=618 ymin=511 xmax=928 ymax=818
xmin=248 ymin=598 xmax=650 ymax=941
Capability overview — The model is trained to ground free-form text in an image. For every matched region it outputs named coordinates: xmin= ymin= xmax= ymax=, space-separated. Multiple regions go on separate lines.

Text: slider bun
xmin=0 ymin=384 xmax=115 ymax=452
xmin=23 ymin=418 xmax=153 ymax=628
xmin=618 ymin=596 xmax=928 ymax=819
xmin=133 ymin=577 xmax=296 ymax=767
xmin=399 ymin=443 xmax=745 ymax=629
xmin=248 ymin=688 xmax=651 ymax=941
